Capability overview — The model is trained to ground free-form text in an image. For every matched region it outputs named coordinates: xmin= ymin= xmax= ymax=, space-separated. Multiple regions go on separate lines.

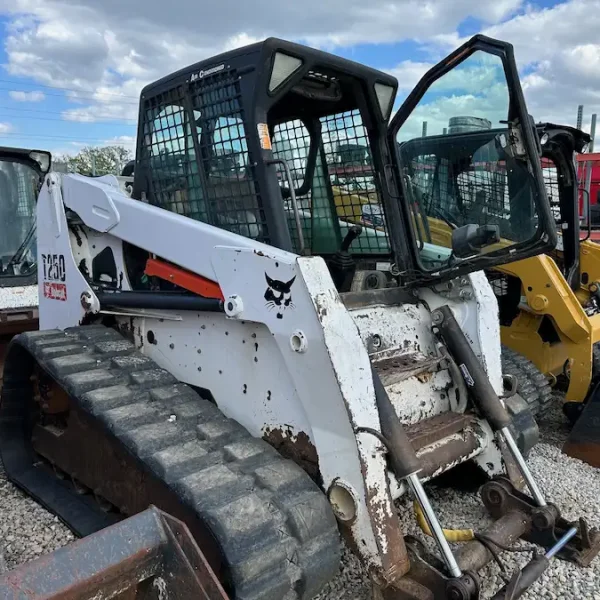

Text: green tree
xmin=59 ymin=146 xmax=132 ymax=176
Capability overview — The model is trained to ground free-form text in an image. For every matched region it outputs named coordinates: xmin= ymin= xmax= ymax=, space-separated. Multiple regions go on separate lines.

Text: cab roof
xmin=141 ymin=37 xmax=397 ymax=99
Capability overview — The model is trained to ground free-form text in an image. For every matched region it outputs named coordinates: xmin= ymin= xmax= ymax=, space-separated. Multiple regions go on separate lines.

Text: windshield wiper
xmin=4 ymin=222 xmax=37 ymax=273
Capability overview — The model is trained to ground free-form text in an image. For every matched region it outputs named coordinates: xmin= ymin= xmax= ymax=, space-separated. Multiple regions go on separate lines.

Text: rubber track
xmin=501 ymin=346 xmax=554 ymax=418
xmin=0 ymin=325 xmax=341 ymax=600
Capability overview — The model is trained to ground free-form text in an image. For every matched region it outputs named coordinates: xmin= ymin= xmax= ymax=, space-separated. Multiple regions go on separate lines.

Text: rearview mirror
xmin=452 ymin=224 xmax=500 ymax=258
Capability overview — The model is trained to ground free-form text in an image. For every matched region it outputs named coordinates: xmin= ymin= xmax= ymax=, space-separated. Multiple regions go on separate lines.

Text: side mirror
xmin=452 ymin=224 xmax=500 ymax=258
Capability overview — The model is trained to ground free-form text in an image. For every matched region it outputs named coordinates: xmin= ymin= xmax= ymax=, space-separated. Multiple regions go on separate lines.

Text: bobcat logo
xmin=264 ymin=273 xmax=296 ymax=319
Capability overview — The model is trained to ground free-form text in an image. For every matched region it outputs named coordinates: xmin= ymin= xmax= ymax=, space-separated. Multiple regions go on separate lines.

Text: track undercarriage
xmin=3 ymin=324 xmax=599 ymax=600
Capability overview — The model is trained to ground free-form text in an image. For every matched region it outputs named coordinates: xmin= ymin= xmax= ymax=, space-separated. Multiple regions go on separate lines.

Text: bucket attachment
xmin=0 ymin=506 xmax=228 ymax=600
xmin=563 ymin=388 xmax=600 ymax=468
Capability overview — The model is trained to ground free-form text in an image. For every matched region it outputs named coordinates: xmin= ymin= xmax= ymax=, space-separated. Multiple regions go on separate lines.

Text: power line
xmin=0 ymin=85 xmax=139 ymax=105
xmin=0 ymin=113 xmax=137 ymax=125
xmin=0 ymin=78 xmax=140 ymax=99
xmin=0 ymin=131 xmax=135 ymax=143
xmin=0 ymin=104 xmax=137 ymax=122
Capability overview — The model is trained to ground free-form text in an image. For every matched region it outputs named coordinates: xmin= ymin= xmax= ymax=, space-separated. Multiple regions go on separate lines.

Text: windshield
xmin=0 ymin=161 xmax=39 ymax=279
xmin=394 ymin=50 xmax=545 ymax=271
xmin=271 ymin=111 xmax=390 ymax=255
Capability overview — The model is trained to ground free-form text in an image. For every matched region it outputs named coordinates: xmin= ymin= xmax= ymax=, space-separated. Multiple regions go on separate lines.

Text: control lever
xmin=490 ymin=527 xmax=577 ymax=600
xmin=327 ymin=225 xmax=363 ymax=292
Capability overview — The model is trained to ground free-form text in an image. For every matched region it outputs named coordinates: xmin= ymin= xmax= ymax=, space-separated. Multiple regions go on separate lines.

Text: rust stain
xmin=262 ymin=426 xmax=320 ymax=482
xmin=415 ymin=371 xmax=432 ymax=383
xmin=117 ymin=318 xmax=135 ymax=344
xmin=365 ymin=484 xmax=411 ymax=584
xmin=358 ymin=457 xmax=411 ymax=584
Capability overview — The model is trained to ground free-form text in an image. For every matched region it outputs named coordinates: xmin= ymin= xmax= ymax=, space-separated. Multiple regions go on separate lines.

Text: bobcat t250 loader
xmin=1 ymin=35 xmax=598 ymax=600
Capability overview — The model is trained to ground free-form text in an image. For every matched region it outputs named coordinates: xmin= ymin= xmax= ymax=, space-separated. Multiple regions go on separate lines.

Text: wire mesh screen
xmin=0 ymin=161 xmax=37 ymax=270
xmin=270 ymin=110 xmax=390 ymax=255
xmin=405 ymin=145 xmax=542 ymax=247
xmin=411 ymin=156 xmax=511 ymax=229
xmin=142 ymin=70 xmax=268 ymax=243
xmin=541 ymin=159 xmax=561 ymax=225
xmin=486 ymin=269 xmax=509 ymax=297
xmin=322 ymin=110 xmax=390 ymax=254
xmin=272 ymin=119 xmax=313 ymax=252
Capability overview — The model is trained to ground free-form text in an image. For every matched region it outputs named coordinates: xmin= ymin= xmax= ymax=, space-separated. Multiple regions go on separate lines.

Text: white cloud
xmin=0 ymin=122 xmax=14 ymax=133
xmin=0 ymin=1 xmax=523 ymax=102
xmin=9 ymin=90 xmax=45 ymax=102
xmin=457 ymin=0 xmax=600 ymax=133
xmin=101 ymin=134 xmax=136 ymax=151
xmin=0 ymin=0 xmax=599 ymax=146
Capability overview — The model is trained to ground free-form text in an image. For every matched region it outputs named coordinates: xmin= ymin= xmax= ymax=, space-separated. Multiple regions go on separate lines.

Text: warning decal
xmin=43 ymin=282 xmax=67 ymax=302
xmin=257 ymin=123 xmax=272 ymax=150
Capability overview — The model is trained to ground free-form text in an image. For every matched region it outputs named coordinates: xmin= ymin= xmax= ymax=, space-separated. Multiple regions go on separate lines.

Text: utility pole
xmin=422 ymin=121 xmax=428 ymax=137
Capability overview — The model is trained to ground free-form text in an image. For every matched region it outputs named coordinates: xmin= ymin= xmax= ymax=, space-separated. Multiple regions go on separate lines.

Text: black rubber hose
xmin=96 ymin=290 xmax=224 ymax=313
xmin=490 ymin=554 xmax=549 ymax=600
xmin=432 ymin=305 xmax=512 ymax=431
xmin=371 ymin=367 xmax=421 ymax=479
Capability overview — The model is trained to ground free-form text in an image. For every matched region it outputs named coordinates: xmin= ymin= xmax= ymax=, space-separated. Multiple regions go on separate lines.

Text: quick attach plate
xmin=481 ymin=476 xmax=600 ymax=567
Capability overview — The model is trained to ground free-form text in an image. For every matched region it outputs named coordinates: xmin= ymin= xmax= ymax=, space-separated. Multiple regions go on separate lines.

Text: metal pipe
xmin=500 ymin=427 xmax=546 ymax=507
xmin=406 ymin=473 xmax=462 ymax=579
xmin=489 ymin=526 xmax=579 ymax=600
xmin=267 ymin=158 xmax=306 ymax=255
xmin=458 ymin=510 xmax=531 ymax=573
xmin=545 ymin=526 xmax=578 ymax=559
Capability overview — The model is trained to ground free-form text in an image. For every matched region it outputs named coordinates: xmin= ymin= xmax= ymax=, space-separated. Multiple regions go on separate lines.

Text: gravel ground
xmin=0 ymin=402 xmax=598 ymax=599
xmin=315 ymin=401 xmax=600 ymax=600
xmin=0 ymin=462 xmax=74 ymax=571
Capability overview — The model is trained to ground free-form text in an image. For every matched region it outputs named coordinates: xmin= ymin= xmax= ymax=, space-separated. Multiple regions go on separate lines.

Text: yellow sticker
xmin=257 ymin=123 xmax=272 ymax=150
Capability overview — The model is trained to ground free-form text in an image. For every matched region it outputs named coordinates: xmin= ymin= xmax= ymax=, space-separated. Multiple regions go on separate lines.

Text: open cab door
xmin=387 ymin=35 xmax=556 ymax=283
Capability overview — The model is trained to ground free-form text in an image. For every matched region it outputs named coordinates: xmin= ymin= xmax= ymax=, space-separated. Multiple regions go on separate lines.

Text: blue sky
xmin=0 ymin=0 xmax=591 ymax=157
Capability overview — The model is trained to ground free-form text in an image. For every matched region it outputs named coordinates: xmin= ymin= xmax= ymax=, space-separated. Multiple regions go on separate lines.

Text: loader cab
xmin=133 ymin=39 xmax=399 ymax=264
xmin=0 ymin=148 xmax=50 ymax=288
xmin=131 ymin=36 xmax=554 ymax=291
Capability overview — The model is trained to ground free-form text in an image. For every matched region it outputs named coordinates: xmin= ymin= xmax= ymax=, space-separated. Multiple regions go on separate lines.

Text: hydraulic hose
xmin=413 ymin=501 xmax=475 ymax=542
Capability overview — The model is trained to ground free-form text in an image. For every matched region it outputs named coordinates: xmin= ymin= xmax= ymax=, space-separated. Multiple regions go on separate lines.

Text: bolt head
xmin=225 ymin=295 xmax=244 ymax=317
xmin=431 ymin=311 xmax=444 ymax=325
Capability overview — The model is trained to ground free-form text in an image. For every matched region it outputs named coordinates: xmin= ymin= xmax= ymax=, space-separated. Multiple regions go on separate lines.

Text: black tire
xmin=501 ymin=346 xmax=554 ymax=419
xmin=563 ymin=342 xmax=600 ymax=425
xmin=590 ymin=343 xmax=600 ymax=389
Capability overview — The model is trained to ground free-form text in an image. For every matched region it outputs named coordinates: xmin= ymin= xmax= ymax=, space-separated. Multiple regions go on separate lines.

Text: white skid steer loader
xmin=1 ymin=35 xmax=598 ymax=600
